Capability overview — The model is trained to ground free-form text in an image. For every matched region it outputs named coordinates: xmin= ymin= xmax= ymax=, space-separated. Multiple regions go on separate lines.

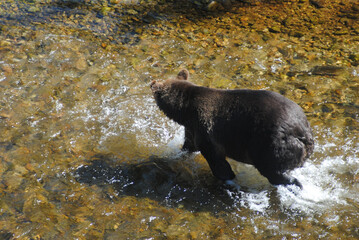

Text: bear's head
xmin=150 ymin=69 xmax=190 ymax=93
xmin=150 ymin=69 xmax=194 ymax=124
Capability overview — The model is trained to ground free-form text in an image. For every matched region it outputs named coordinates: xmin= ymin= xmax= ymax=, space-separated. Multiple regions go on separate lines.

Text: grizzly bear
xmin=150 ymin=70 xmax=314 ymax=188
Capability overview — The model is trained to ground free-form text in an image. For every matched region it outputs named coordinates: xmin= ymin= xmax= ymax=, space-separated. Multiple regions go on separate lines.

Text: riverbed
xmin=0 ymin=0 xmax=358 ymax=239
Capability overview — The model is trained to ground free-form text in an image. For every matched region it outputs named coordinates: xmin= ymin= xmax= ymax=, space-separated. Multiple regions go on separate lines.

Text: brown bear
xmin=150 ymin=69 xmax=314 ymax=188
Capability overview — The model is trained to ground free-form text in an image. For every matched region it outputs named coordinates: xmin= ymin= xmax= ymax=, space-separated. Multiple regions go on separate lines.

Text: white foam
xmin=241 ymin=191 xmax=270 ymax=212
xmin=278 ymin=154 xmax=357 ymax=214
xmin=352 ymin=68 xmax=359 ymax=77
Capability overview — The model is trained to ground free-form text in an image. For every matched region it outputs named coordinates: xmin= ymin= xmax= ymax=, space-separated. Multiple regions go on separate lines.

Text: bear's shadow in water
xmin=75 ymin=154 xmax=252 ymax=212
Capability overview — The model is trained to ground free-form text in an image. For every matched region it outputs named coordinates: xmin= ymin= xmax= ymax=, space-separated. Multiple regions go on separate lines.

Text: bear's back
xmin=194 ymin=88 xmax=313 ymax=158
xmin=194 ymin=88 xmax=305 ymax=130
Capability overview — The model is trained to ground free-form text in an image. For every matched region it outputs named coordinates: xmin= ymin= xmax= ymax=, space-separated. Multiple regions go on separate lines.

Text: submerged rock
xmin=349 ymin=54 xmax=359 ymax=66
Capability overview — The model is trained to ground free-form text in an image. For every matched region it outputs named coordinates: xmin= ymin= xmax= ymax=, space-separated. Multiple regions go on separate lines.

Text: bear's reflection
xmin=75 ymin=154 xmax=254 ymax=212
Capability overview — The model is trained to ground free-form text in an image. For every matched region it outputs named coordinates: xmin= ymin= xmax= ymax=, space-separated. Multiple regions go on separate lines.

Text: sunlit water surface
xmin=1 ymin=2 xmax=359 ymax=239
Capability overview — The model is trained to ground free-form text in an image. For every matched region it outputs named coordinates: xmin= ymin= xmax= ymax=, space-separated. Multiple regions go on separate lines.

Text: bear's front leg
xmin=182 ymin=127 xmax=198 ymax=152
xmin=199 ymin=140 xmax=235 ymax=181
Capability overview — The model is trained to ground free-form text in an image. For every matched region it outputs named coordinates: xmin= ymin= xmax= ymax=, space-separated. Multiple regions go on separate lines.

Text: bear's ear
xmin=176 ymin=69 xmax=189 ymax=81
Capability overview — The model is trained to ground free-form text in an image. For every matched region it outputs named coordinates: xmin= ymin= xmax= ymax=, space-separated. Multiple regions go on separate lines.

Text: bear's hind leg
xmin=260 ymin=170 xmax=302 ymax=189
xmin=250 ymin=140 xmax=303 ymax=189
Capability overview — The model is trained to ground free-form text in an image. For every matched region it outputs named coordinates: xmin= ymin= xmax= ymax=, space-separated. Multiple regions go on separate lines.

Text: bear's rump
xmin=211 ymin=115 xmax=310 ymax=171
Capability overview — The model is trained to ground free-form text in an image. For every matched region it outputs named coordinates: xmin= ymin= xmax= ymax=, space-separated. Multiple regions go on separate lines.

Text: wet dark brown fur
xmin=151 ymin=70 xmax=314 ymax=188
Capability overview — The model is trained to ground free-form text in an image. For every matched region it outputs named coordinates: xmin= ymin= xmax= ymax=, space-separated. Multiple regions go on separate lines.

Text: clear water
xmin=0 ymin=0 xmax=358 ymax=239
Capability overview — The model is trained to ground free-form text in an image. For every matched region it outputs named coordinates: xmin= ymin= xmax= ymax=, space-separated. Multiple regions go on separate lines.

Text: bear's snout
xmin=150 ymin=80 xmax=163 ymax=92
xmin=150 ymin=80 xmax=156 ymax=89
xmin=150 ymin=80 xmax=157 ymax=92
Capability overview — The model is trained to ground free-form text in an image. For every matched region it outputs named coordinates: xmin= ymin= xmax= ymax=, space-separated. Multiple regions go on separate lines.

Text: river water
xmin=0 ymin=0 xmax=358 ymax=239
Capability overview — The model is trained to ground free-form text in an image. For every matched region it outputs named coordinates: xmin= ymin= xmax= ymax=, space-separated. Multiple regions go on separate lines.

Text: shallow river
xmin=1 ymin=0 xmax=359 ymax=239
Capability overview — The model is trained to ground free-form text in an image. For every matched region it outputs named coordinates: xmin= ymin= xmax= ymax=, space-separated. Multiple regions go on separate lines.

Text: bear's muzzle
xmin=150 ymin=80 xmax=163 ymax=93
